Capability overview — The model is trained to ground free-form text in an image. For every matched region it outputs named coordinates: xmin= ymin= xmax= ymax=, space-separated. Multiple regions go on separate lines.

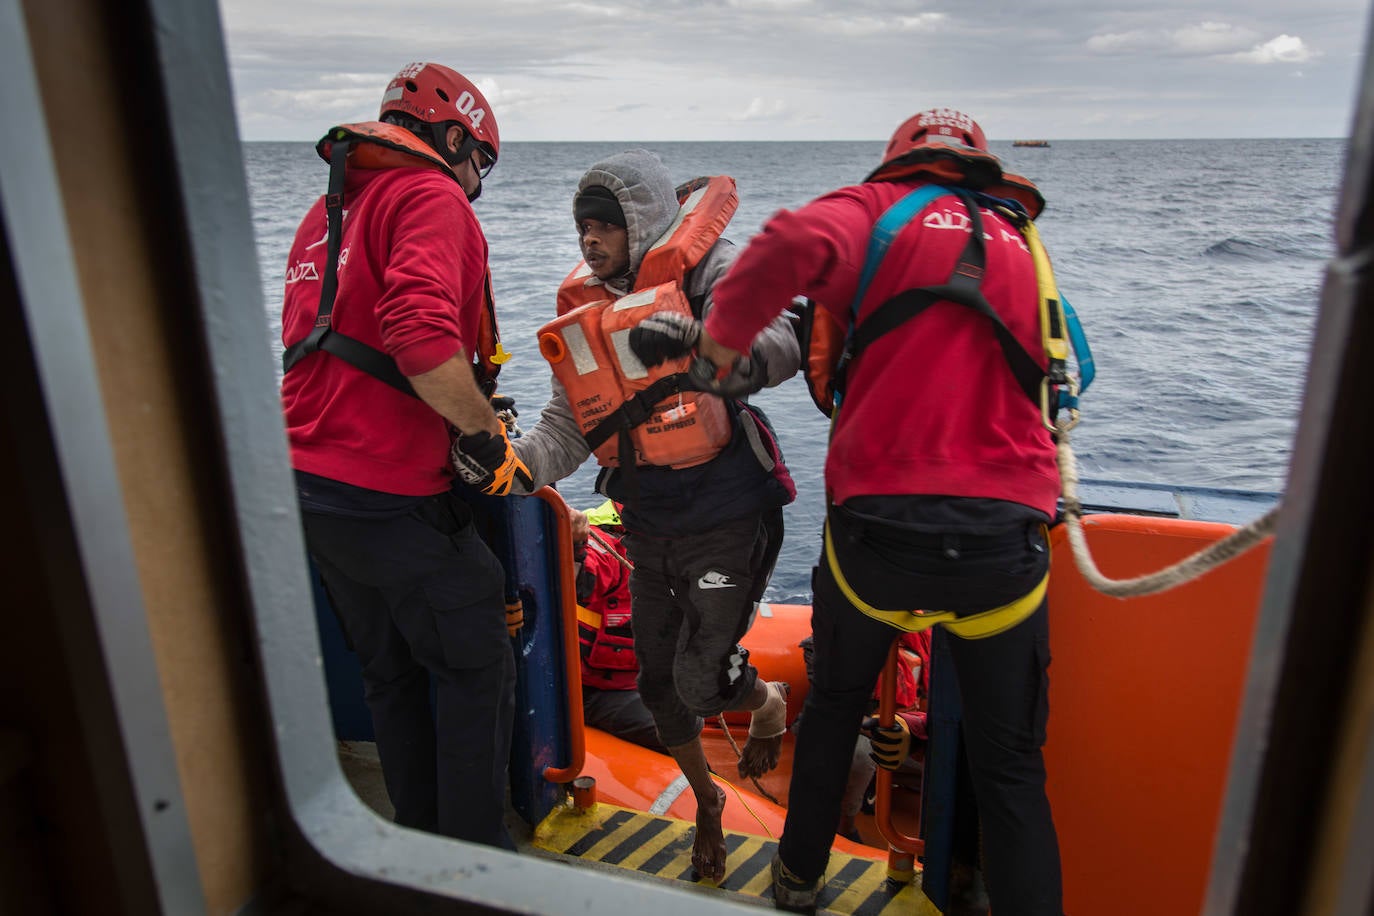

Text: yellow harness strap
xmin=823 ymin=519 xmax=1049 ymax=640
xmin=1005 ymin=212 xmax=1078 ymax=432
xmin=1020 ymin=218 xmax=1069 ymax=371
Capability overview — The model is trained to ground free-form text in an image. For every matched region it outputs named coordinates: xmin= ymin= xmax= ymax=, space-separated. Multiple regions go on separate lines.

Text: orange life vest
xmin=283 ymin=121 xmax=509 ymax=395
xmin=538 ymin=283 xmax=731 ymax=468
xmin=541 ymin=175 xmax=738 ymax=468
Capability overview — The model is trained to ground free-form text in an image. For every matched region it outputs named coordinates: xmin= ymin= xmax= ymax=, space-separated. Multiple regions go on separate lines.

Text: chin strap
xmin=430 ymin=121 xmax=486 ymax=202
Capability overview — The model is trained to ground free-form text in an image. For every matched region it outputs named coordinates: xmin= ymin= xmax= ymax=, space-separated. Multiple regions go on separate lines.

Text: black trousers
xmin=303 ymin=490 xmax=517 ymax=849
xmin=623 ymin=514 xmax=773 ymax=747
xmin=779 ymin=511 xmax=1062 ymax=916
xmin=582 ymin=686 xmax=667 ymax=754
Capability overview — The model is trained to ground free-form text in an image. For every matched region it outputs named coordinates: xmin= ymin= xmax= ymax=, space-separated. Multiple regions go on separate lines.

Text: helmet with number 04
xmin=380 ymin=62 xmax=500 ymax=164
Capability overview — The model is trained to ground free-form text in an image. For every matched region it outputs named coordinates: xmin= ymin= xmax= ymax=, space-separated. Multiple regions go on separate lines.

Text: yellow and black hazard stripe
xmin=534 ymin=803 xmax=939 ymax=915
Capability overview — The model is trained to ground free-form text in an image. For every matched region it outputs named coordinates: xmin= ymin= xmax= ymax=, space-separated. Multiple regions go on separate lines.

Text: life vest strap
xmin=580 ymin=372 xmax=691 ymax=454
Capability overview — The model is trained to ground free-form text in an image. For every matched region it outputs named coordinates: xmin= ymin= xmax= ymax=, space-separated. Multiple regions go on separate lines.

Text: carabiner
xmin=1041 ymin=377 xmax=1081 ymax=432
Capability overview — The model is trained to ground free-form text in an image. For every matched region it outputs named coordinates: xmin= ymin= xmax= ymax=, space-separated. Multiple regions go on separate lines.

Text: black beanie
xmin=574 ymin=185 xmax=627 ymax=228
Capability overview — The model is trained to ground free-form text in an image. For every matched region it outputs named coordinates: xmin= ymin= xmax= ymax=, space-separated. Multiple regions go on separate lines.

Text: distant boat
xmin=1013 ymin=139 xmax=1051 ymax=148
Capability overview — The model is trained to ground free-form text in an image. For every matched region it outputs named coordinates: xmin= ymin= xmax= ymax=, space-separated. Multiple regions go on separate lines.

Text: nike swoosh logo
xmin=698 ymin=571 xmax=737 ymax=590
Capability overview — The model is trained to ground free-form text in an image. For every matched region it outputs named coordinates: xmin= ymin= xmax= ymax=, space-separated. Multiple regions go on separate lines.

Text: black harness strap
xmin=581 ymin=373 xmax=692 ymax=454
xmin=838 ymin=189 xmax=1045 ymax=406
xmin=280 ymin=138 xmax=420 ymax=399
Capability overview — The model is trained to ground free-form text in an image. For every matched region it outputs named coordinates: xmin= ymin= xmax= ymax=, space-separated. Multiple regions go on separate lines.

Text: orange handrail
xmin=874 ymin=639 xmax=923 ymax=856
xmin=534 ymin=487 xmax=586 ymax=783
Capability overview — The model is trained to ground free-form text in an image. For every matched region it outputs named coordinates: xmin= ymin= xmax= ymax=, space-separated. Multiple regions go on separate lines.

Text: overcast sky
xmin=219 ymin=0 xmax=1370 ymax=143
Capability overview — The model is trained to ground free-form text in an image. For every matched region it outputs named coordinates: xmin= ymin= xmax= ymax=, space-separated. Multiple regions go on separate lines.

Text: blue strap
xmin=1058 ymin=295 xmax=1094 ymax=411
xmin=835 ymin=185 xmax=955 ymax=411
xmin=849 ymin=184 xmax=953 ymax=324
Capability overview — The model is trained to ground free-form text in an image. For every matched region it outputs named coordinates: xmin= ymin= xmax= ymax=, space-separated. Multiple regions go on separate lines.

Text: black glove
xmin=489 ymin=394 xmax=520 ymax=436
xmin=861 ymin=715 xmax=912 ymax=771
xmin=688 ymin=350 xmax=768 ymax=398
xmin=628 ymin=311 xmax=702 ymax=368
xmin=452 ymin=428 xmax=534 ymax=496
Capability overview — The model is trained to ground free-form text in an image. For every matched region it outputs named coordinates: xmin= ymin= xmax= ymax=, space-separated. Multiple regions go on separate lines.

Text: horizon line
xmin=239 ymin=135 xmax=1348 ymax=144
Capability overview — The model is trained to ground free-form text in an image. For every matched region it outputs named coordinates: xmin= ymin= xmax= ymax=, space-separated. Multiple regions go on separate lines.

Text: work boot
xmin=771 ymin=854 xmax=820 ymax=914
xmin=947 ymin=861 xmax=990 ymax=916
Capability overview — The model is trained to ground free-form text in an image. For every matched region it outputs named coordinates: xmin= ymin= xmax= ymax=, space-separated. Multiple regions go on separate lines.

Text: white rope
xmin=586 ymin=527 xmax=634 ymax=571
xmin=1055 ymin=418 xmax=1280 ymax=598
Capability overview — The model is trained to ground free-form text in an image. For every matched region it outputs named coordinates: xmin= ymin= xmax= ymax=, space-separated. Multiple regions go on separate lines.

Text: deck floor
xmin=337 ymin=729 xmax=932 ymax=915
xmin=698 ymin=725 xmax=926 ymax=852
xmin=534 ymin=801 xmax=938 ymax=915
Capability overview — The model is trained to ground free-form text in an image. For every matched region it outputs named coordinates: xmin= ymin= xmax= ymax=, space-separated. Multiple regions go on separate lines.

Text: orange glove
xmin=452 ymin=426 xmax=533 ymax=496
xmin=505 ymin=599 xmax=524 ymax=637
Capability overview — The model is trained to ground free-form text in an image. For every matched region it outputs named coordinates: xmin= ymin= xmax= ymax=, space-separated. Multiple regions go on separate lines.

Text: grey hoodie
xmin=576 ymin=149 xmax=680 ymax=289
xmin=512 ymin=149 xmax=800 ymax=492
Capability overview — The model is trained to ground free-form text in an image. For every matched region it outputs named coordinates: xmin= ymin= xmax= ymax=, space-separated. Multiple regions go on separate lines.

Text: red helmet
xmin=881 ymin=108 xmax=987 ymax=165
xmin=380 ymin=62 xmax=500 ymax=163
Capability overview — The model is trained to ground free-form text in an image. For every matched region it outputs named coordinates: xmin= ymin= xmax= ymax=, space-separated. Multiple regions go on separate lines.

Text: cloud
xmin=772 ymin=9 xmax=945 ymax=38
xmin=897 ymin=13 xmax=945 ymax=30
xmin=725 ymin=0 xmax=812 ymax=9
xmin=1172 ymin=22 xmax=1258 ymax=55
xmin=473 ymin=79 xmax=548 ymax=119
xmin=1086 ymin=30 xmax=1158 ymax=53
xmin=563 ymin=2 xmax=624 ymax=17
xmin=219 ymin=0 xmax=1366 ymax=141
xmin=731 ymin=97 xmax=792 ymax=121
xmin=1087 ymin=22 xmax=1259 ymax=56
xmin=1087 ymin=22 xmax=1314 ymax=64
xmin=1228 ymin=34 xmax=1316 ymax=64
xmin=259 ymin=87 xmax=378 ymax=117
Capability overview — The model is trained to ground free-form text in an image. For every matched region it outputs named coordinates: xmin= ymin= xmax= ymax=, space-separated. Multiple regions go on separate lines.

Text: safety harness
xmin=281 ymin=123 xmax=510 ymax=399
xmin=819 ymin=183 xmax=1093 ymax=638
xmin=829 ymin=183 xmax=1092 ymax=428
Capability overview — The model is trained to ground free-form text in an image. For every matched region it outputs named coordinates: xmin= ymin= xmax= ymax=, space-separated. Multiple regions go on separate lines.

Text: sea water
xmin=242 ymin=138 xmax=1344 ymax=602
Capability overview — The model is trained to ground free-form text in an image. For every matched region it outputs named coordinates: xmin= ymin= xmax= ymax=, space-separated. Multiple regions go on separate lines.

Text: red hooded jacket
xmin=705 ymin=180 xmax=1059 ymax=517
xmin=280 ymin=166 xmax=490 ymax=496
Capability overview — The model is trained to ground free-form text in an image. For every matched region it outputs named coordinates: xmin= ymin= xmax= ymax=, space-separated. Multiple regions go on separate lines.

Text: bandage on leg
xmin=749 ymin=680 xmax=788 ymax=739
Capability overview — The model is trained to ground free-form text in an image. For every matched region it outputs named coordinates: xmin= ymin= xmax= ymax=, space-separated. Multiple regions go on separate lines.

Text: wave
xmin=1204 ymin=233 xmax=1331 ymax=261
xmin=1204 ymin=237 xmax=1281 ymax=260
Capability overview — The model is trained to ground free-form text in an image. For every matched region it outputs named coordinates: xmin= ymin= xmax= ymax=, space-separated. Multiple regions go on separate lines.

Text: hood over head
xmin=573 ymin=149 xmax=679 ymax=282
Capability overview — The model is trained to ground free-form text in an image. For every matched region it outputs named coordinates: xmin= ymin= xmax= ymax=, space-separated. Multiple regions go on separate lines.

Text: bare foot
xmin=690 ymin=783 xmax=728 ymax=884
xmin=738 ymin=732 xmax=784 ymax=779
xmin=739 ymin=681 xmax=788 ymax=779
